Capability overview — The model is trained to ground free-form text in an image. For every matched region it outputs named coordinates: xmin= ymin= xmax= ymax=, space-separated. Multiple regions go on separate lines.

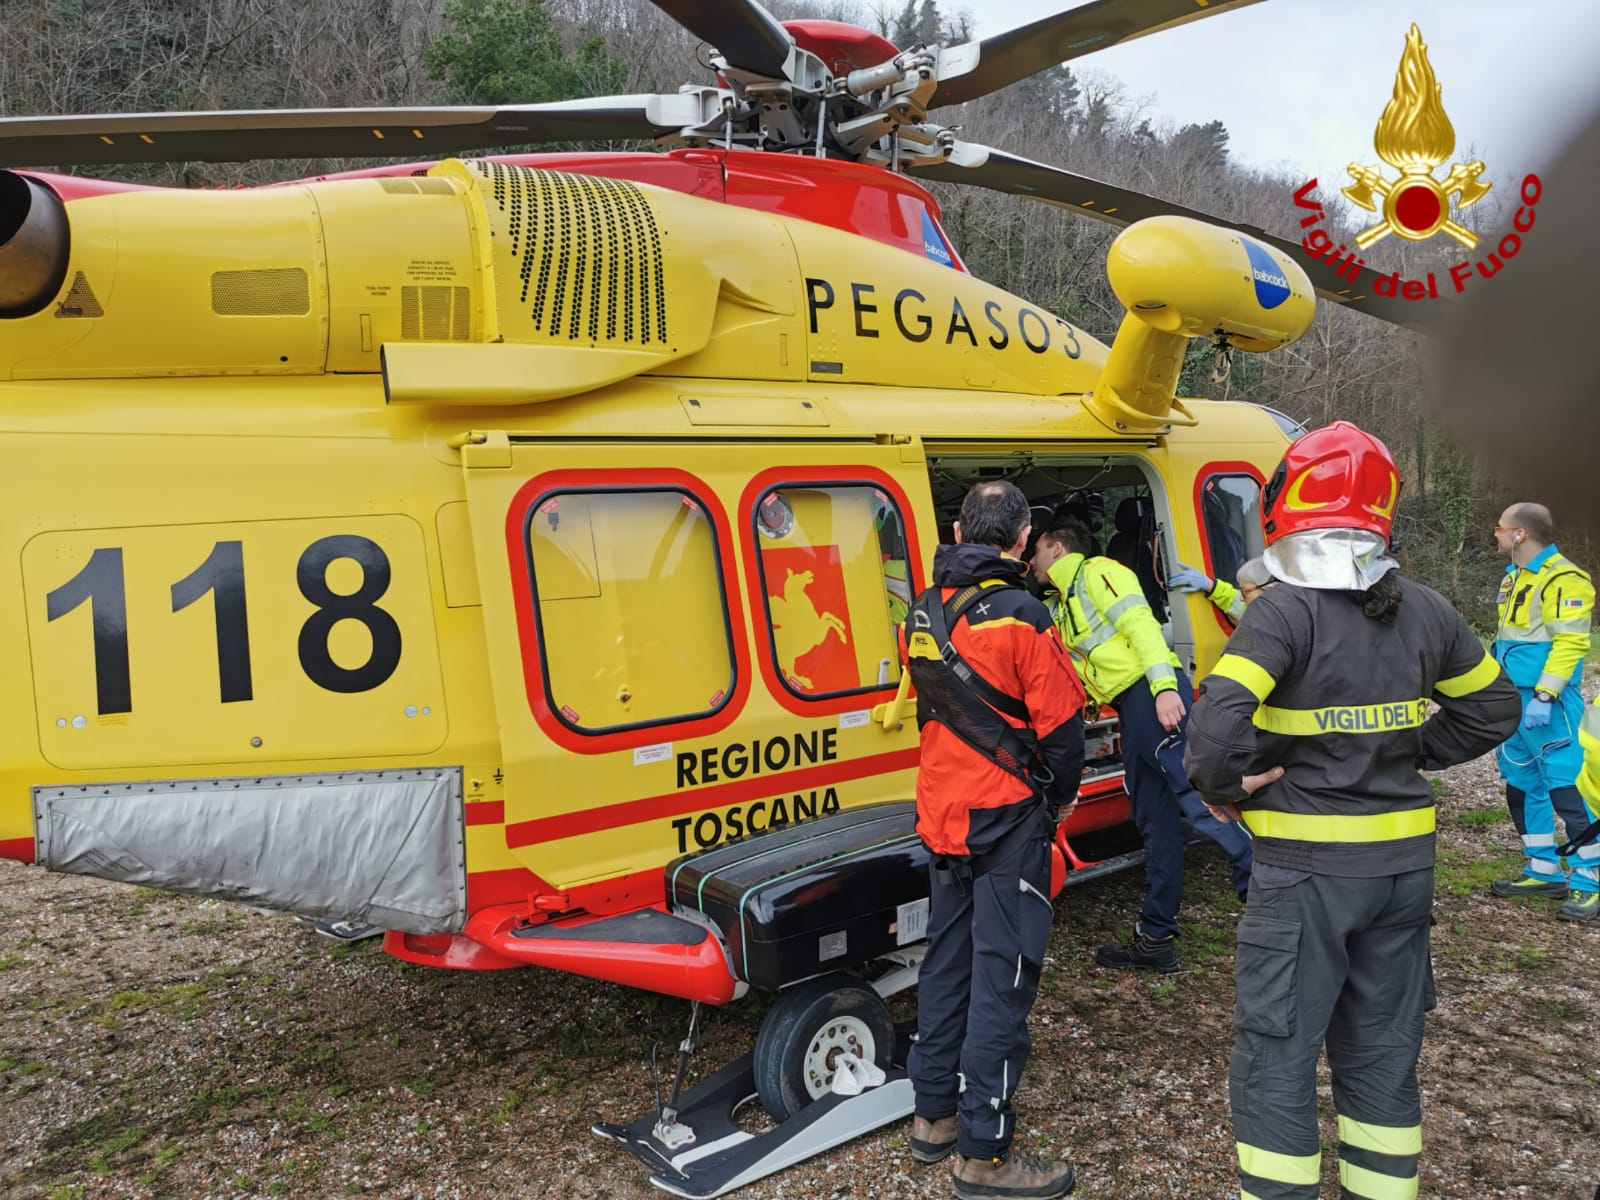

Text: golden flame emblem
xmin=1342 ymin=24 xmax=1491 ymax=250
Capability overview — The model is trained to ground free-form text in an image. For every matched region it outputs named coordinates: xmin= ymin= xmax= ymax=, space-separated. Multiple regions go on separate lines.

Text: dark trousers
xmin=909 ymin=824 xmax=1053 ymax=1160
xmin=1231 ymin=867 xmax=1433 ymax=1200
xmin=1115 ymin=670 xmax=1193 ymax=938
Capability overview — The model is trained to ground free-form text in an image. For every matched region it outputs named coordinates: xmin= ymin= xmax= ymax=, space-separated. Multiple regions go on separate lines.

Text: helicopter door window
xmin=753 ymin=484 xmax=909 ymax=700
xmin=1199 ymin=473 xmax=1266 ymax=591
xmin=526 ymin=488 xmax=735 ymax=734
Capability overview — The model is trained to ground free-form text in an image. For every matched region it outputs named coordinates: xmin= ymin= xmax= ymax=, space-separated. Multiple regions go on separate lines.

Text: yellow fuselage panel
xmin=0 ymin=369 xmax=1286 ymax=888
xmin=2 ymin=161 xmax=1108 ymax=401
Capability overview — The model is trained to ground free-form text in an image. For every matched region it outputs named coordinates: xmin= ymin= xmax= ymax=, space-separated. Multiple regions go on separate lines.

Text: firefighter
xmin=1185 ymin=421 xmax=1520 ymax=1200
xmin=1168 ymin=556 xmax=1274 ymax=626
xmin=901 ymin=480 xmax=1085 ymax=1200
xmin=1031 ymin=516 xmax=1207 ymax=971
xmin=1488 ymin=502 xmax=1597 ymax=918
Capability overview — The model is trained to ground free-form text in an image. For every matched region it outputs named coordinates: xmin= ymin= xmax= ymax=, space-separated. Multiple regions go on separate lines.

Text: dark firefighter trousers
xmin=1231 ymin=865 xmax=1434 ymax=1200
xmin=908 ymin=817 xmax=1054 ymax=1161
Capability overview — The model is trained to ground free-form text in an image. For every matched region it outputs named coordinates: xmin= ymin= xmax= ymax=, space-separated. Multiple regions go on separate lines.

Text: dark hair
xmin=1046 ymin=515 xmax=1095 ymax=556
xmin=959 ymin=481 xmax=1031 ymax=550
xmin=1357 ymin=569 xmax=1404 ymax=623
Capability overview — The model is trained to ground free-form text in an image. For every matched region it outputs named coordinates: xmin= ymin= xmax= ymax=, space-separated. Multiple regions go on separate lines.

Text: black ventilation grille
xmin=477 ymin=161 xmax=667 ymax=345
xmin=400 ymin=285 xmax=472 ymax=341
xmin=211 ymin=268 xmax=310 ymax=316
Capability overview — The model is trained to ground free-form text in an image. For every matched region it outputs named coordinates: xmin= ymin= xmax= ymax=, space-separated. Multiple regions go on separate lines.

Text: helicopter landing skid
xmin=593 ymin=1034 xmax=913 ymax=1199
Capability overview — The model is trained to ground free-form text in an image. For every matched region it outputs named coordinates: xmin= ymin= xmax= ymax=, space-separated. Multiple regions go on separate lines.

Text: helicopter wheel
xmin=752 ymin=973 xmax=893 ymax=1122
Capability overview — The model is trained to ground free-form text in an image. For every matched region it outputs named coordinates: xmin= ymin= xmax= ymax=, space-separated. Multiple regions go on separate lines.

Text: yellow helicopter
xmin=0 ymin=0 xmax=1424 ymax=1193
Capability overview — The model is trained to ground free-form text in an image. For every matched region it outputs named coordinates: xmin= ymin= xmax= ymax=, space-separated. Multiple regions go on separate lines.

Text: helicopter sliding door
xmin=459 ymin=435 xmax=934 ymax=905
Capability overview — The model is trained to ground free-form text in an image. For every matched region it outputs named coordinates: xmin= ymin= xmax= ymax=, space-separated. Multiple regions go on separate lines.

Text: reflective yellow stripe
xmin=1338 ymin=1158 xmax=1417 ymax=1200
xmin=1434 ymin=653 xmax=1500 ymax=698
xmin=1240 ymin=1192 xmax=1265 ymax=1200
xmin=1212 ymin=653 xmax=1276 ymax=701
xmin=1236 ymin=1142 xmax=1320 ymax=1185
xmin=1254 ymin=699 xmax=1428 ymax=736
xmin=1242 ymin=806 xmax=1435 ymax=843
xmin=1337 ymin=1117 xmax=1421 ymax=1156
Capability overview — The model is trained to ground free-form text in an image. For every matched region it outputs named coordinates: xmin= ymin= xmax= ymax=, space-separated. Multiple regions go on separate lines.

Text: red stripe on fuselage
xmin=465 ymin=801 xmax=505 ymax=826
xmin=504 ymin=748 xmax=921 ymax=848
xmin=0 ymin=837 xmax=35 ymax=864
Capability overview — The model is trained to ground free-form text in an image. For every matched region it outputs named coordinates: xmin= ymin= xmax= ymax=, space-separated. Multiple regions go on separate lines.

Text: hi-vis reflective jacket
xmin=1206 ymin=577 xmax=1246 ymax=624
xmin=1186 ymin=577 xmax=1520 ymax=875
xmin=1493 ymin=544 xmax=1594 ymax=696
xmin=1044 ymin=552 xmax=1181 ymax=705
xmin=902 ymin=543 xmax=1086 ymax=857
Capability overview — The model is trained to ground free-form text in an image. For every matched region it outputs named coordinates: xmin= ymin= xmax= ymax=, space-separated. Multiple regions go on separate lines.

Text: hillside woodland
xmin=0 ymin=0 xmax=1574 ymax=616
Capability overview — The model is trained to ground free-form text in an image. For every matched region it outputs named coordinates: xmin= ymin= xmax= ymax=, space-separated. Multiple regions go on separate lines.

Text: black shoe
xmin=1096 ymin=930 xmax=1180 ymax=974
xmin=1490 ymin=876 xmax=1568 ymax=899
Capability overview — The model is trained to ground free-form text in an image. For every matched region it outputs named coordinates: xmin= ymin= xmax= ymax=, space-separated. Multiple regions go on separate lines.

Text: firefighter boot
xmin=1490 ymin=876 xmax=1569 ymax=899
xmin=911 ymin=1114 xmax=959 ymax=1164
xmin=952 ymin=1149 xmax=1075 ymax=1199
xmin=1095 ymin=930 xmax=1180 ymax=974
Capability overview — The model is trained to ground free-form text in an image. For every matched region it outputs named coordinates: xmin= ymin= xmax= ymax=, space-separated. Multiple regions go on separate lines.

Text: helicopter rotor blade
xmin=909 ymin=141 xmax=1432 ymax=330
xmin=648 ymin=0 xmax=793 ymax=78
xmin=0 ymin=94 xmax=705 ymax=168
xmin=932 ymin=0 xmax=1265 ymax=109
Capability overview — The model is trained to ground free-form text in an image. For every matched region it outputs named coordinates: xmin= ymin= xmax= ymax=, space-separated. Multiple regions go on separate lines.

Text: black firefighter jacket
xmin=1185 ymin=575 xmax=1521 ymax=876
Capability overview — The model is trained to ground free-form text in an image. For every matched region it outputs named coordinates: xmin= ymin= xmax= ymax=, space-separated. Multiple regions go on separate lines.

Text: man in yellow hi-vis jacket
xmin=1559 ymin=699 xmax=1600 ymax=921
xmin=1489 ymin=502 xmax=1596 ymax=917
xmin=1032 ymin=513 xmax=1198 ymax=972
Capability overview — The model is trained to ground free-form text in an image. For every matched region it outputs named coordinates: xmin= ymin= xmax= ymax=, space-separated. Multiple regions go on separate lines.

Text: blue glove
xmin=1524 ymin=695 xmax=1553 ymax=728
xmin=1168 ymin=563 xmax=1214 ymax=594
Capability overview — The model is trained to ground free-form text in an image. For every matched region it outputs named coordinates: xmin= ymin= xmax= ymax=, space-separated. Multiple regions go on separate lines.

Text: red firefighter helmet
xmin=1261 ymin=421 xmax=1401 ymax=546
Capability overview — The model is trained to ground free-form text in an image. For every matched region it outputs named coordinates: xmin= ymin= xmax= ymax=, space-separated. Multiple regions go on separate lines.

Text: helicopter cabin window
xmin=526 ymin=488 xmax=734 ymax=734
xmin=753 ymin=485 xmax=909 ymax=699
xmin=1200 ymin=474 xmax=1266 ymax=589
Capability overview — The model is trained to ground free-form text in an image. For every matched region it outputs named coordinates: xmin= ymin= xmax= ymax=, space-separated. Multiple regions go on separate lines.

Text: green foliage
xmin=1171 ymin=119 xmax=1230 ymax=170
xmin=424 ymin=0 xmax=625 ymax=107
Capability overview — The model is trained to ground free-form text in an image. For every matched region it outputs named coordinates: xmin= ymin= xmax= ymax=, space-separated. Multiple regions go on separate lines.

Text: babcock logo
xmin=1241 ymin=237 xmax=1290 ymax=309
xmin=921 ymin=210 xmax=954 ymax=267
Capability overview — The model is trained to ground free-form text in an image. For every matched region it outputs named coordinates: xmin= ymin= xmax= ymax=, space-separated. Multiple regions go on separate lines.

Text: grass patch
xmin=1177 ymin=921 xmax=1234 ymax=965
xmin=1435 ymin=849 xmax=1524 ymax=897
xmin=1456 ymin=806 xmax=1508 ymax=826
xmin=0 ymin=951 xmax=27 ymax=971
xmin=1531 ymin=996 xmax=1586 ymax=1021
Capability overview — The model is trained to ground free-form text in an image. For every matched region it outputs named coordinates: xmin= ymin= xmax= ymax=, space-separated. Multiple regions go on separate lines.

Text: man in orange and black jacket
xmin=900 ymin=480 xmax=1086 ymax=1200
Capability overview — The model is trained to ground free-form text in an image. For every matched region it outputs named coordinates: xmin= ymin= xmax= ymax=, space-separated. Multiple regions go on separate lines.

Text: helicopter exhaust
xmin=0 ymin=171 xmax=69 ymax=318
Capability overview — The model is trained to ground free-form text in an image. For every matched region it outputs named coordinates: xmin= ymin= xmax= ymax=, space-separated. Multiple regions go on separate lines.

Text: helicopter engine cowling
xmin=1087 ymin=215 xmax=1315 ymax=433
xmin=0 ymin=171 xmax=69 ymax=319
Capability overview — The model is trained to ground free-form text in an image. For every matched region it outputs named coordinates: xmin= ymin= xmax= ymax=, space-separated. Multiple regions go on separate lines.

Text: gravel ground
xmin=2 ymin=750 xmax=1597 ymax=1200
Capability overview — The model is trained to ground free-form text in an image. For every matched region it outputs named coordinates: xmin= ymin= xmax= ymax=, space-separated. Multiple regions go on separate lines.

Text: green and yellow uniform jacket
xmin=1044 ymin=552 xmax=1180 ymax=706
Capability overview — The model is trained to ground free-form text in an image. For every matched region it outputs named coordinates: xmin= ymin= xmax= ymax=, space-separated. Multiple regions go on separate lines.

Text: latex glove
xmin=1524 ymin=695 xmax=1554 ymax=728
xmin=1168 ymin=563 xmax=1214 ymax=593
xmin=1154 ymin=689 xmax=1187 ymax=732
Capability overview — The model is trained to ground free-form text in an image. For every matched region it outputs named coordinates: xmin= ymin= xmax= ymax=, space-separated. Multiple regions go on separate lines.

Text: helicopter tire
xmin=752 ymin=973 xmax=893 ymax=1122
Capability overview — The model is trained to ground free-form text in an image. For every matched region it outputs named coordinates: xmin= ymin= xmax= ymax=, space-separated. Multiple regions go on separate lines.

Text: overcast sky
xmin=964 ymin=0 xmax=1600 ymax=183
